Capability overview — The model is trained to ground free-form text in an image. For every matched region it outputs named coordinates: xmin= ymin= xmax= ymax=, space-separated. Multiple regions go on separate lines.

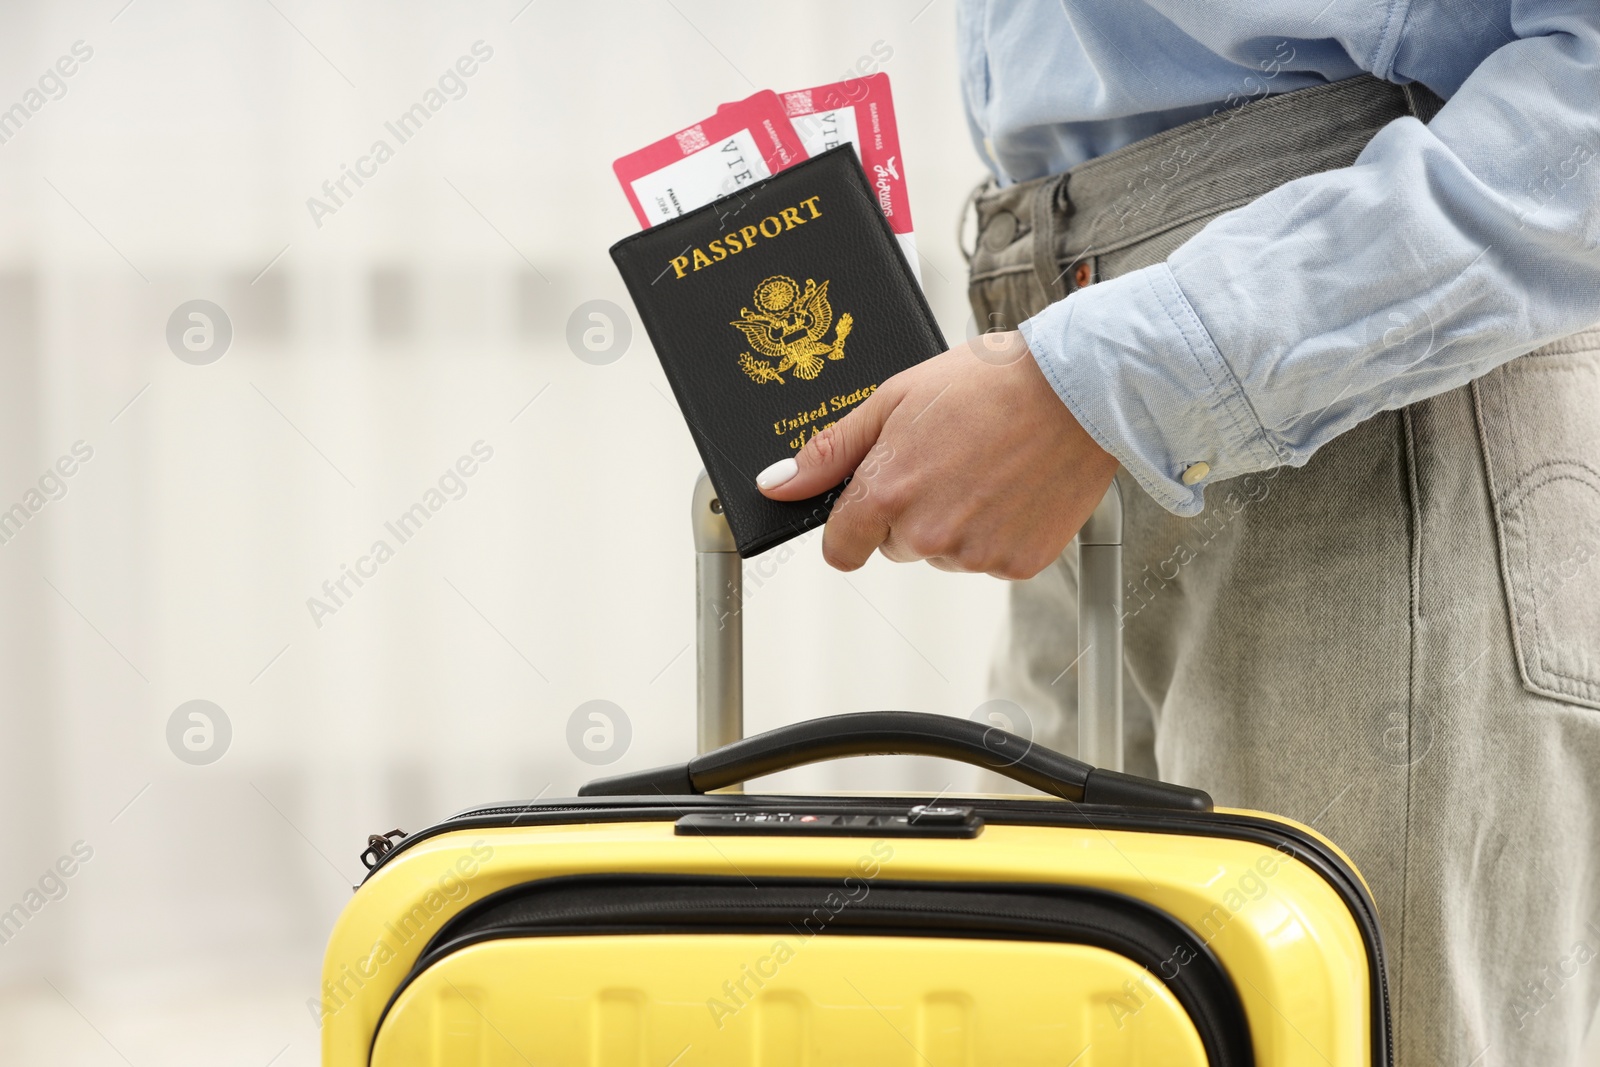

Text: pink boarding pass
xmin=772 ymin=73 xmax=918 ymax=282
xmin=613 ymin=90 xmax=808 ymax=229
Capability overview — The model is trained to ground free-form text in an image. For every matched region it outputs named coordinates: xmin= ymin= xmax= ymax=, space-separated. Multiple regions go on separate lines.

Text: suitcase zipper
xmin=372 ymin=876 xmax=1257 ymax=1067
xmin=355 ymin=796 xmax=1393 ymax=1066
xmin=358 ymin=828 xmax=408 ymax=872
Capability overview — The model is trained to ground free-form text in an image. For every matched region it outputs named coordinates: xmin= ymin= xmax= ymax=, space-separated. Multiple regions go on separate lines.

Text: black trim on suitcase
xmin=373 ymin=874 xmax=1255 ymax=1067
xmin=361 ymin=795 xmax=1392 ymax=1067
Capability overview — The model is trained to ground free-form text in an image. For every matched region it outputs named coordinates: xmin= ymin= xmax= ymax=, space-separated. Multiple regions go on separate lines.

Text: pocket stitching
xmin=1513 ymin=496 xmax=1595 ymax=698
xmin=1478 ymin=372 xmax=1600 ymax=707
xmin=1508 ymin=470 xmax=1600 ymax=698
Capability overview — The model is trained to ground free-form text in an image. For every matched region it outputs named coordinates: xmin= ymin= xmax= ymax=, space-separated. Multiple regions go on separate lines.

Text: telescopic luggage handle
xmin=579 ymin=708 xmax=1210 ymax=810
xmin=1077 ymin=479 xmax=1124 ymax=771
xmin=683 ymin=470 xmax=1125 ymax=769
xmin=579 ymin=473 xmax=1207 ymax=808
xmin=691 ymin=472 xmax=743 ymax=755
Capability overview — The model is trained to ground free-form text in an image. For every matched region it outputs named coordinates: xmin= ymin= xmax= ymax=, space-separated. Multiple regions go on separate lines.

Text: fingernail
xmin=756 ymin=458 xmax=798 ymax=490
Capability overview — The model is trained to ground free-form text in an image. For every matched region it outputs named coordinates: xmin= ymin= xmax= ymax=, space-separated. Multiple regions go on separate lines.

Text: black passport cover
xmin=610 ymin=145 xmax=947 ymax=557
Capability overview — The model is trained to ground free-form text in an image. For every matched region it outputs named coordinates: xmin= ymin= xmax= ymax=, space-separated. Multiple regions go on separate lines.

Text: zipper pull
xmin=359 ymin=828 xmax=407 ymax=871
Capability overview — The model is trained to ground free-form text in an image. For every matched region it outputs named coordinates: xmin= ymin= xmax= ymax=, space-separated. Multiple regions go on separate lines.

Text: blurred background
xmin=0 ymin=2 xmax=1008 ymax=1062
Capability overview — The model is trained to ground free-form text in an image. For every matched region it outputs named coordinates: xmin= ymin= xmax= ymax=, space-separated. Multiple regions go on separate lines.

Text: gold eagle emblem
xmin=730 ymin=274 xmax=852 ymax=384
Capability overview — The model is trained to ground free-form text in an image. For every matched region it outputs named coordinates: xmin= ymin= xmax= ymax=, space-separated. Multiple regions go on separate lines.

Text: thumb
xmin=755 ymin=386 xmax=898 ymax=501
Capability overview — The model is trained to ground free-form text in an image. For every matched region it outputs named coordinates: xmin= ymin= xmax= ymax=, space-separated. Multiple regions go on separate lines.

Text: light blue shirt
xmin=959 ymin=0 xmax=1600 ymax=515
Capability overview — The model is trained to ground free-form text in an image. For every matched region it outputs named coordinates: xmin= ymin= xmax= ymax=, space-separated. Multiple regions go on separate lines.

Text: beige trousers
xmin=969 ymin=77 xmax=1600 ymax=1066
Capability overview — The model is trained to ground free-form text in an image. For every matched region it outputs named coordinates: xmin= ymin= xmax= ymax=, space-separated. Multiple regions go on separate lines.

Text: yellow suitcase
xmin=319 ymin=478 xmax=1390 ymax=1066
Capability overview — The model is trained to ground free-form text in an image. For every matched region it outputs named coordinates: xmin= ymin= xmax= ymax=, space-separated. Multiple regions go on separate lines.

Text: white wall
xmin=0 ymin=3 xmax=1005 ymax=1063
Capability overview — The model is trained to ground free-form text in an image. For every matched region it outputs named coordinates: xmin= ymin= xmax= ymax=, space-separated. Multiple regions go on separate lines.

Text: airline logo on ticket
xmin=779 ymin=73 xmax=912 ymax=238
xmin=754 ymin=73 xmax=918 ymax=280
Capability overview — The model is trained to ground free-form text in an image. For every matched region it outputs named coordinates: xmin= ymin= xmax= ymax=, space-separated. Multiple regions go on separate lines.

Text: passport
xmin=610 ymin=145 xmax=946 ymax=558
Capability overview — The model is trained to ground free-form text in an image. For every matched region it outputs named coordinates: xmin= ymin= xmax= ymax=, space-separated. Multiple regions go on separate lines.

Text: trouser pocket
xmin=1475 ymin=332 xmax=1600 ymax=709
xmin=968 ymin=265 xmax=1046 ymax=334
xmin=965 ymin=174 xmax=1064 ymax=332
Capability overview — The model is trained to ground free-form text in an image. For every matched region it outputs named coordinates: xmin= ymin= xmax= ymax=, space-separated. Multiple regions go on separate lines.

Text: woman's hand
xmin=756 ymin=331 xmax=1118 ymax=579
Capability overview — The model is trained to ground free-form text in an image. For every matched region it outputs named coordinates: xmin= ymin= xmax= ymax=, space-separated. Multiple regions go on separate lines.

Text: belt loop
xmin=1031 ymin=174 xmax=1070 ymax=307
xmin=957 ymin=177 xmax=990 ymax=267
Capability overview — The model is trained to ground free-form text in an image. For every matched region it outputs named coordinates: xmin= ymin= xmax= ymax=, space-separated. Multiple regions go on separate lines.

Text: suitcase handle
xmin=685 ymin=471 xmax=1126 ymax=770
xmin=579 ymin=709 xmax=1211 ymax=810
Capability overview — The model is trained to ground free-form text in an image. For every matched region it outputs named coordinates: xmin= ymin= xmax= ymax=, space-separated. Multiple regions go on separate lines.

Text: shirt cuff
xmin=1019 ymin=261 xmax=1282 ymax=517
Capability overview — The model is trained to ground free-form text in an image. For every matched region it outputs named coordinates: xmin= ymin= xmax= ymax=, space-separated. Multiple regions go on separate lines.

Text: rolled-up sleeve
xmin=1022 ymin=1 xmax=1600 ymax=516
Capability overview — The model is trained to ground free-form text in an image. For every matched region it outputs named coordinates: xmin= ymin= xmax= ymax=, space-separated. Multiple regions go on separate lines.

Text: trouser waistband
xmin=965 ymin=75 xmax=1441 ymax=309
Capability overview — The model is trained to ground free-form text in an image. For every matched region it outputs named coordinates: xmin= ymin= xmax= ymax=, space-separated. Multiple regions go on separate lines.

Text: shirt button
xmin=1181 ymin=462 xmax=1211 ymax=486
xmin=1073 ymin=262 xmax=1093 ymax=288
